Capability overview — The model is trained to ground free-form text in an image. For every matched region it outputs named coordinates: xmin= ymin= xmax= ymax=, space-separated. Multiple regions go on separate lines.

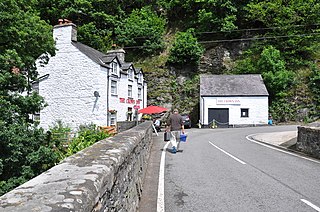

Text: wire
xmin=122 ymin=32 xmax=320 ymax=49
xmin=198 ymin=32 xmax=320 ymax=44
xmin=195 ymin=23 xmax=320 ymax=34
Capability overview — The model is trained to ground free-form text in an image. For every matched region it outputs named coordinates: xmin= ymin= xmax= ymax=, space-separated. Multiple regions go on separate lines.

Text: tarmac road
xmin=138 ymin=125 xmax=320 ymax=212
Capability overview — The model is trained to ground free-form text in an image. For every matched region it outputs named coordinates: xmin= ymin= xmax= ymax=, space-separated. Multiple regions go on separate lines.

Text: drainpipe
xmin=106 ymin=68 xmax=110 ymax=126
xmin=201 ymin=96 xmax=205 ymax=125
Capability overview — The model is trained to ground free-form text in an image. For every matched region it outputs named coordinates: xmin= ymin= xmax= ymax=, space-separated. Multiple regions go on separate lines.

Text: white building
xmin=200 ymin=74 xmax=269 ymax=127
xmin=36 ymin=21 xmax=147 ymax=131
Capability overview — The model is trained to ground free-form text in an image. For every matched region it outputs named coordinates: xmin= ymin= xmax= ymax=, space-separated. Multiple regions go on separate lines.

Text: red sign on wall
xmin=119 ymin=98 xmax=141 ymax=105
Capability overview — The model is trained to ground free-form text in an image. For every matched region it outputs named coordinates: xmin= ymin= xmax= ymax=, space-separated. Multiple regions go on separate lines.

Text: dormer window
xmin=128 ymin=68 xmax=134 ymax=81
xmin=111 ymin=61 xmax=118 ymax=75
xmin=138 ymin=73 xmax=143 ymax=83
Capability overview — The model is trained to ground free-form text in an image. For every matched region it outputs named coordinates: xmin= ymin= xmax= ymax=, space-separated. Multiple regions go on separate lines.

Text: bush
xmin=167 ymin=29 xmax=204 ymax=67
xmin=66 ymin=124 xmax=110 ymax=156
xmin=115 ymin=6 xmax=166 ymax=55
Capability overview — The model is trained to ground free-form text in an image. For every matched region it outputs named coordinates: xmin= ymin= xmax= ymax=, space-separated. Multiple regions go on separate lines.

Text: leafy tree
xmin=0 ymin=0 xmax=56 ymax=195
xmin=245 ymin=0 xmax=320 ymax=67
xmin=258 ymin=46 xmax=294 ymax=99
xmin=309 ymin=65 xmax=320 ymax=114
xmin=168 ymin=29 xmax=204 ymax=67
xmin=115 ymin=6 xmax=166 ymax=55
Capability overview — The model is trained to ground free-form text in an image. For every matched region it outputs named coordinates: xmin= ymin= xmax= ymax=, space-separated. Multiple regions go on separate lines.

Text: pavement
xmin=250 ymin=130 xmax=298 ymax=149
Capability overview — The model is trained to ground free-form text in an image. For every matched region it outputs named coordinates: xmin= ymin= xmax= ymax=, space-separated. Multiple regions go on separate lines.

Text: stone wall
xmin=0 ymin=121 xmax=153 ymax=212
xmin=297 ymin=126 xmax=320 ymax=159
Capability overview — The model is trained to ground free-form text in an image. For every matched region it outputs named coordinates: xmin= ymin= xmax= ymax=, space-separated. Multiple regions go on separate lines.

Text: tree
xmin=0 ymin=0 xmax=56 ymax=195
xmin=115 ymin=6 xmax=166 ymax=55
xmin=167 ymin=29 xmax=204 ymax=67
xmin=245 ymin=0 xmax=320 ymax=67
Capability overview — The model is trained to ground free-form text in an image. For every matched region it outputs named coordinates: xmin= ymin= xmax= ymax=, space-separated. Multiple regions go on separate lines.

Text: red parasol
xmin=138 ymin=105 xmax=168 ymax=114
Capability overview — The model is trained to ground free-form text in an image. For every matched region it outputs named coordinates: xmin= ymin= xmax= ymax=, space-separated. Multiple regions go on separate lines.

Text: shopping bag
xmin=164 ymin=132 xmax=171 ymax=141
xmin=180 ymin=133 xmax=187 ymax=142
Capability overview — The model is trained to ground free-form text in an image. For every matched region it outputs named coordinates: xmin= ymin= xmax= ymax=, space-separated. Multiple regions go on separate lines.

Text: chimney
xmin=53 ymin=19 xmax=77 ymax=44
xmin=107 ymin=45 xmax=126 ymax=64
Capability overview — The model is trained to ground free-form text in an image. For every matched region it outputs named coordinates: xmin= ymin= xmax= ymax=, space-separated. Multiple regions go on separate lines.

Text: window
xmin=138 ymin=88 xmax=142 ymax=99
xmin=110 ymin=114 xmax=117 ymax=126
xmin=111 ymin=61 xmax=117 ymax=75
xmin=128 ymin=85 xmax=133 ymax=98
xmin=241 ymin=108 xmax=249 ymax=117
xmin=128 ymin=68 xmax=134 ymax=80
xmin=111 ymin=80 xmax=117 ymax=95
xmin=138 ymin=73 xmax=143 ymax=83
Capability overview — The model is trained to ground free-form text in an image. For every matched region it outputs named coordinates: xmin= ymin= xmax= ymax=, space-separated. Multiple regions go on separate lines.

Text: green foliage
xmin=115 ymin=6 xmax=166 ymax=55
xmin=0 ymin=122 xmax=57 ymax=196
xmin=47 ymin=121 xmax=72 ymax=161
xmin=168 ymin=29 xmax=204 ymax=67
xmin=258 ymin=46 xmax=294 ymax=98
xmin=0 ymin=0 xmax=56 ymax=196
xmin=244 ymin=0 xmax=320 ymax=66
xmin=269 ymin=98 xmax=296 ymax=123
xmin=77 ymin=23 xmax=113 ymax=53
xmin=66 ymin=124 xmax=110 ymax=156
xmin=309 ymin=65 xmax=320 ymax=113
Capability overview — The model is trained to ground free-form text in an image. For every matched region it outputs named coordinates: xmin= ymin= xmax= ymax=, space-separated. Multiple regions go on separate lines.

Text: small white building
xmin=36 ymin=21 xmax=147 ymax=131
xmin=200 ymin=74 xmax=269 ymax=127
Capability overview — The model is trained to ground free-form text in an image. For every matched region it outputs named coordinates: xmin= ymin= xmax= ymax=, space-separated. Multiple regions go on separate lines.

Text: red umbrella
xmin=138 ymin=105 xmax=168 ymax=114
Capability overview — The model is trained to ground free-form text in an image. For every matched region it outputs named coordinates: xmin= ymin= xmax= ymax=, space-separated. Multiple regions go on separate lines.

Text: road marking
xmin=157 ymin=141 xmax=170 ymax=212
xmin=246 ymin=135 xmax=320 ymax=164
xmin=209 ymin=141 xmax=246 ymax=165
xmin=301 ymin=199 xmax=320 ymax=211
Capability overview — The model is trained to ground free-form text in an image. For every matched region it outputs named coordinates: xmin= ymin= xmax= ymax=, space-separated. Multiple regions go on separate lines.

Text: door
xmin=208 ymin=108 xmax=229 ymax=128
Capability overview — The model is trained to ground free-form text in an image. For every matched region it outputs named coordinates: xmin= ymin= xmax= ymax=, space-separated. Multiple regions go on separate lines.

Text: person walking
xmin=166 ymin=109 xmax=185 ymax=153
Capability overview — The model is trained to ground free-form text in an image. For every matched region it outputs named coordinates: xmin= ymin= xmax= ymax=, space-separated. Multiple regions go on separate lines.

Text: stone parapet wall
xmin=0 ymin=121 xmax=153 ymax=212
xmin=297 ymin=126 xmax=320 ymax=159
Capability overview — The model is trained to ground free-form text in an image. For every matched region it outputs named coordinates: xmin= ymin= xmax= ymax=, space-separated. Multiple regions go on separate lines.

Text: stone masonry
xmin=0 ymin=121 xmax=153 ymax=212
xmin=297 ymin=126 xmax=320 ymax=159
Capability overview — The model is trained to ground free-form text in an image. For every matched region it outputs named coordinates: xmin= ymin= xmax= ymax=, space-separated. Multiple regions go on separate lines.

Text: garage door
xmin=208 ymin=108 xmax=229 ymax=128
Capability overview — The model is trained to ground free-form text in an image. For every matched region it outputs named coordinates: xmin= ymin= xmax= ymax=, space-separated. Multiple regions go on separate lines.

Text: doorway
xmin=208 ymin=108 xmax=229 ymax=128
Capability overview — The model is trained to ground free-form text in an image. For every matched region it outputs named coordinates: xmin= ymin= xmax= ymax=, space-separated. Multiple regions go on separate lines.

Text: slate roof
xmin=200 ymin=74 xmax=269 ymax=96
xmin=72 ymin=42 xmax=109 ymax=68
xmin=121 ymin=62 xmax=133 ymax=70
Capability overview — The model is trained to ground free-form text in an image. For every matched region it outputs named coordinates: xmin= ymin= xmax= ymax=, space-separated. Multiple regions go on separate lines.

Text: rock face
xmin=146 ymin=43 xmax=247 ymax=119
xmin=199 ymin=43 xmax=247 ymax=74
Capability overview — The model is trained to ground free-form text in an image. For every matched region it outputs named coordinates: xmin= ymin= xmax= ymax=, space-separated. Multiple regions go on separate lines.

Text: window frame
xmin=138 ymin=87 xmax=142 ymax=99
xmin=138 ymin=73 xmax=143 ymax=84
xmin=111 ymin=61 xmax=118 ymax=75
xmin=128 ymin=68 xmax=134 ymax=81
xmin=241 ymin=108 xmax=249 ymax=118
xmin=111 ymin=80 xmax=118 ymax=95
xmin=110 ymin=113 xmax=117 ymax=126
xmin=128 ymin=85 xmax=133 ymax=98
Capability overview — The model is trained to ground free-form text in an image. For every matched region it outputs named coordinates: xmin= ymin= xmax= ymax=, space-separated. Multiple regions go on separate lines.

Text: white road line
xmin=246 ymin=135 xmax=320 ymax=164
xmin=157 ymin=141 xmax=170 ymax=212
xmin=209 ymin=141 xmax=246 ymax=165
xmin=301 ymin=199 xmax=320 ymax=211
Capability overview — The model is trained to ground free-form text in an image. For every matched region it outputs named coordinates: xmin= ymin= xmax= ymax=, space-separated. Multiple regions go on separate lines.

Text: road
xmin=139 ymin=125 xmax=320 ymax=212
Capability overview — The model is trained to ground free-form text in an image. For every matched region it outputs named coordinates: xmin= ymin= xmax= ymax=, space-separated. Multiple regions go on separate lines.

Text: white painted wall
xmin=37 ymin=23 xmax=147 ymax=131
xmin=37 ymin=34 xmax=108 ymax=130
xmin=200 ymin=96 xmax=268 ymax=126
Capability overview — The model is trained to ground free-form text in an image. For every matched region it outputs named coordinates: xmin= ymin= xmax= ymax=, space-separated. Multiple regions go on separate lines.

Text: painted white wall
xmin=200 ymin=96 xmax=268 ymax=126
xmin=37 ymin=24 xmax=147 ymax=131
xmin=37 ymin=40 xmax=108 ymax=131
